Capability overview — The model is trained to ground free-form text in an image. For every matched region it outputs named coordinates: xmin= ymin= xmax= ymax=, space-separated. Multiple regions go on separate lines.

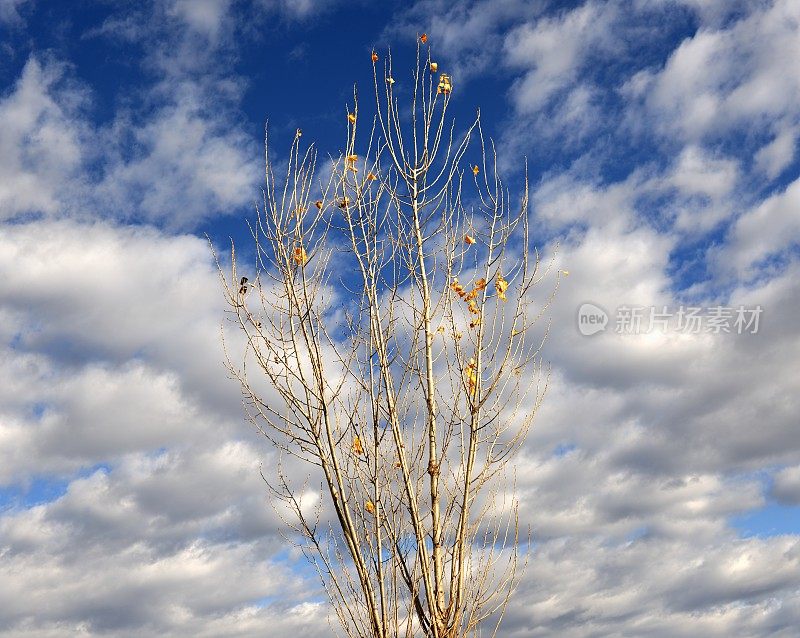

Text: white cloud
xmin=628 ymin=0 xmax=800 ymax=144
xmin=95 ymin=79 xmax=260 ymax=226
xmin=714 ymin=176 xmax=800 ymax=278
xmin=167 ymin=0 xmax=235 ymax=40
xmin=504 ymin=2 xmax=617 ymax=113
xmin=0 ymin=0 xmax=27 ymax=24
xmin=0 ymin=58 xmax=87 ymax=220
xmin=754 ymin=125 xmax=798 ymax=179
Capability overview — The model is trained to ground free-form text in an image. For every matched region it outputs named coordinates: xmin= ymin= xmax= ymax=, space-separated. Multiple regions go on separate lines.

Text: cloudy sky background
xmin=1 ymin=0 xmax=799 ymax=636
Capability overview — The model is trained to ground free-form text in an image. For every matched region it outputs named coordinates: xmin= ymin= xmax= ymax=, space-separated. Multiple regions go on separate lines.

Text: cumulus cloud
xmin=0 ymin=58 xmax=88 ymax=220
xmin=504 ymin=2 xmax=618 ymax=113
xmin=0 ymin=218 xmax=317 ymax=634
xmin=714 ymin=177 xmax=800 ymax=278
xmin=626 ymin=0 xmax=800 ymax=146
xmin=2 ymin=0 xmax=800 ymax=636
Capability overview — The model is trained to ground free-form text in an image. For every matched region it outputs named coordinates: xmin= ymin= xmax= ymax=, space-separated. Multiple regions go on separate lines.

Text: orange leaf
xmin=366 ymin=172 xmax=377 ymax=181
xmin=314 ymin=200 xmax=323 ymax=210
xmin=430 ymin=62 xmax=438 ymax=73
xmin=371 ymin=51 xmax=379 ymax=62
xmin=347 ymin=113 xmax=356 ymax=124
xmin=464 ymin=234 xmax=475 ymax=245
xmin=472 ymin=165 xmax=480 ymax=176
xmin=420 ymin=33 xmax=428 ymax=44
xmin=293 ymin=246 xmax=308 ymax=266
xmin=346 ymin=154 xmax=358 ymax=163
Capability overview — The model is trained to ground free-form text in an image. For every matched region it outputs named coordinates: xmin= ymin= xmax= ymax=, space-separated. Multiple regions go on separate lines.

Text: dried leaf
xmin=464 ymin=234 xmax=476 ymax=245
xmin=495 ymin=275 xmax=508 ymax=302
xmin=347 ymin=112 xmax=356 ymax=124
xmin=371 ymin=51 xmax=379 ymax=62
xmin=338 ymin=197 xmax=351 ymax=209
xmin=293 ymin=246 xmax=308 ymax=266
xmin=366 ymin=172 xmax=377 ymax=181
xmin=365 ymin=501 xmax=375 ymax=514
xmin=346 ymin=154 xmax=358 ymax=163
xmin=420 ymin=33 xmax=428 ymax=44
xmin=353 ymin=436 xmax=364 ymax=455
xmin=314 ymin=200 xmax=323 ymax=210
xmin=430 ymin=62 xmax=438 ymax=73
xmin=386 ymin=76 xmax=395 ymax=85
xmin=472 ymin=165 xmax=479 ymax=176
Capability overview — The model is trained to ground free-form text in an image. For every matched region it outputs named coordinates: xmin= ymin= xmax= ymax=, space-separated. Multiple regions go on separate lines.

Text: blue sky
xmin=1 ymin=0 xmax=799 ymax=636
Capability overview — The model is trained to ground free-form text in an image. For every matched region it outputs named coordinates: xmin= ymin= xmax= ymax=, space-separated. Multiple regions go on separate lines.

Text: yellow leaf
xmin=386 ymin=76 xmax=395 ymax=85
xmin=474 ymin=278 xmax=487 ymax=291
xmin=353 ymin=436 xmax=364 ymax=455
xmin=430 ymin=62 xmax=438 ymax=73
xmin=495 ymin=275 xmax=508 ymax=302
xmin=347 ymin=113 xmax=356 ymax=124
xmin=365 ymin=501 xmax=375 ymax=514
xmin=366 ymin=172 xmax=377 ymax=181
xmin=472 ymin=165 xmax=479 ymax=176
xmin=346 ymin=154 xmax=358 ymax=163
xmin=293 ymin=246 xmax=308 ymax=266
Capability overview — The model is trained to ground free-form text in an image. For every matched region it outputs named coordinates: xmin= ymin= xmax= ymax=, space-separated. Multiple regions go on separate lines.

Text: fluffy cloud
xmin=2 ymin=0 xmax=800 ymax=636
xmin=0 ymin=58 xmax=88 ymax=220
xmin=626 ymin=0 xmax=800 ymax=148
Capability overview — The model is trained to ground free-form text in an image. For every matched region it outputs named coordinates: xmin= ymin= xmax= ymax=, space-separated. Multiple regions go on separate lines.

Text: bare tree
xmin=217 ymin=37 xmax=558 ymax=638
